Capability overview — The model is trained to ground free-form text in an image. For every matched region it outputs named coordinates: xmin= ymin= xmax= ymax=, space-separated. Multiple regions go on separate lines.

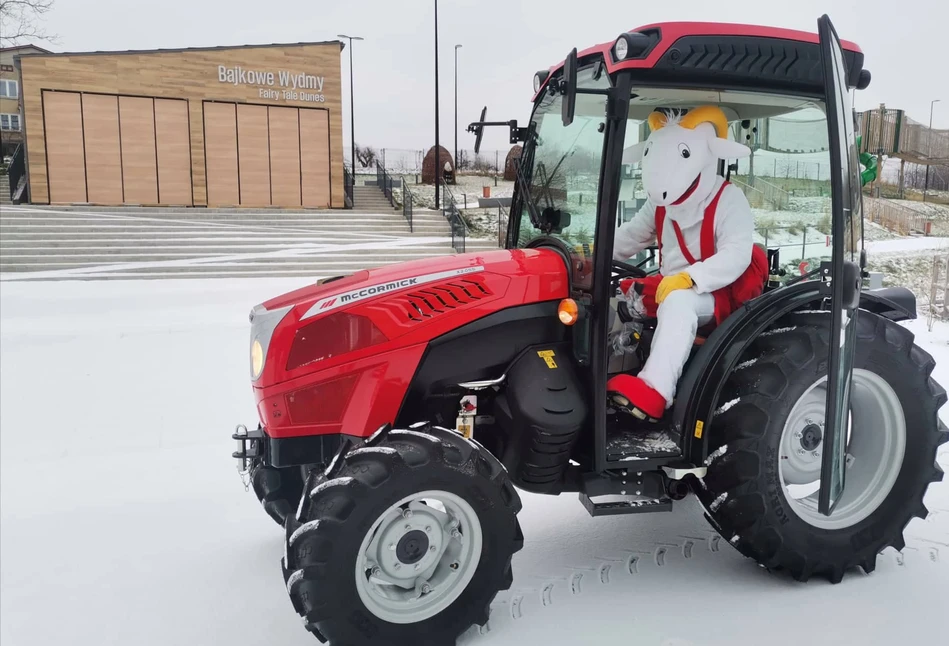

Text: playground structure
xmin=859 ymin=104 xmax=949 ymax=198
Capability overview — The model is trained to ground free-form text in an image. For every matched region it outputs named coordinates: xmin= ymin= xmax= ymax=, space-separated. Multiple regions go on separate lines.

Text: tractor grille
xmin=370 ymin=278 xmax=492 ymax=324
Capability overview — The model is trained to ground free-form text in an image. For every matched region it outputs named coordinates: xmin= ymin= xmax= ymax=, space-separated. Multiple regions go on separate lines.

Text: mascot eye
xmin=678 ymin=144 xmax=691 ymax=159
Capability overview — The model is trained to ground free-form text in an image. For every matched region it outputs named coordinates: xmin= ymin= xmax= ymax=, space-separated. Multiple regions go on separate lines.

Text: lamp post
xmin=434 ymin=0 xmax=441 ymax=206
xmin=454 ymin=44 xmax=462 ymax=179
xmin=923 ymin=99 xmax=941 ymax=203
xmin=338 ymin=34 xmax=363 ymax=186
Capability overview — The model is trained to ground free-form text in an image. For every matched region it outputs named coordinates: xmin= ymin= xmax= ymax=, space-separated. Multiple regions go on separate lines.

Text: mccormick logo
xmin=302 ymin=266 xmax=484 ymax=320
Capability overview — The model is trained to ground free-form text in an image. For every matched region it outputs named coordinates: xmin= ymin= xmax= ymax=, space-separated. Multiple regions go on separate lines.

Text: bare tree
xmin=354 ymin=144 xmax=377 ymax=169
xmin=0 ymin=1 xmax=57 ymax=45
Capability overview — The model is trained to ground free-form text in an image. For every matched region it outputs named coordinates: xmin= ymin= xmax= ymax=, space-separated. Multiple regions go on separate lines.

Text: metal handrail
xmin=8 ymin=143 xmax=26 ymax=202
xmin=343 ymin=166 xmax=354 ymax=208
xmin=441 ymin=183 xmax=467 ymax=253
xmin=401 ymin=178 xmax=413 ymax=232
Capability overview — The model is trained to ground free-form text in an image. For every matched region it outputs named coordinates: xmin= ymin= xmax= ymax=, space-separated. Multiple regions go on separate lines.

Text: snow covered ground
xmin=1 ymin=278 xmax=947 ymax=646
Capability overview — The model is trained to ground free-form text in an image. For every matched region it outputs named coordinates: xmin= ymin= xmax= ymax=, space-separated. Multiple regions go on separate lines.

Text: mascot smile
xmin=607 ymin=105 xmax=769 ymax=421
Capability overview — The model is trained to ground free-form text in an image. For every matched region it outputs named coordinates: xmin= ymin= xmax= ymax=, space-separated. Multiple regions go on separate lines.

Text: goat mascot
xmin=607 ymin=105 xmax=769 ymax=421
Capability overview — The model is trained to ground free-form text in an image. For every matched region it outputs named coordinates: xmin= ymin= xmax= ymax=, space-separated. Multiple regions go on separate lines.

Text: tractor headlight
xmin=249 ymin=304 xmax=293 ymax=381
xmin=614 ymin=36 xmax=629 ymax=61
xmin=251 ymin=339 xmax=264 ymax=379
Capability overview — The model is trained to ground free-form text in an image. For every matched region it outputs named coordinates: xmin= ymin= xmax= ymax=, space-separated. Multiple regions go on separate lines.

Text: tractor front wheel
xmin=283 ymin=423 xmax=523 ymax=645
xmin=699 ymin=311 xmax=947 ymax=582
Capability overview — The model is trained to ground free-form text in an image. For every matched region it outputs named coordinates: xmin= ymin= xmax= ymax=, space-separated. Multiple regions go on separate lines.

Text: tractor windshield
xmin=511 ymin=63 xmax=611 ymax=289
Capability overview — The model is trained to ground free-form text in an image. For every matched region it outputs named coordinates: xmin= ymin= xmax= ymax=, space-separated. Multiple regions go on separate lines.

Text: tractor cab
xmin=469 ymin=16 xmax=875 ymax=512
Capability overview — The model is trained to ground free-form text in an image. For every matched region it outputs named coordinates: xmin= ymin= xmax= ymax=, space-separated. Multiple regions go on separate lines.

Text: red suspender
xmin=655 ymin=181 xmax=730 ymax=265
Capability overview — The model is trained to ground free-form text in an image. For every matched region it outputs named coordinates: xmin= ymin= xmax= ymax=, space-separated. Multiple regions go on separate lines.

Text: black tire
xmin=697 ymin=310 xmax=948 ymax=582
xmin=283 ymin=423 xmax=523 ymax=645
xmin=251 ymin=463 xmax=304 ymax=526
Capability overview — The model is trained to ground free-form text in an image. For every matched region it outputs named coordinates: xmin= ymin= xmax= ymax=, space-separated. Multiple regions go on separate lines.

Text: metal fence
xmin=441 ymin=184 xmax=467 ymax=253
xmin=864 ymin=195 xmax=933 ymax=236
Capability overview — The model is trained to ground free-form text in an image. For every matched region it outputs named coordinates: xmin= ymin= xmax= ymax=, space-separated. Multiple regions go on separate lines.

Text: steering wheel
xmin=611 ymin=259 xmax=648 ymax=280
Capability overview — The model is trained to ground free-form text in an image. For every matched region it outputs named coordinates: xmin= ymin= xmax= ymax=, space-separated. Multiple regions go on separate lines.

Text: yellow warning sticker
xmin=537 ymin=350 xmax=558 ymax=369
xmin=694 ymin=420 xmax=705 ymax=439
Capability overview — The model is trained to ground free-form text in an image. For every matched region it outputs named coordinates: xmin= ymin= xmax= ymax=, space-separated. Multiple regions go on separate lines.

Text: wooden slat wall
xmin=204 ymin=102 xmax=239 ymax=207
xmin=20 ymin=43 xmax=345 ymax=207
xmin=81 ymin=94 xmax=123 ymax=204
xmin=119 ymin=96 xmax=158 ymax=204
xmin=236 ymin=104 xmax=270 ymax=206
xmin=154 ymin=99 xmax=193 ymax=205
xmin=43 ymin=91 xmax=87 ymax=204
xmin=300 ymin=109 xmax=331 ymax=208
xmin=268 ymin=106 xmax=302 ymax=207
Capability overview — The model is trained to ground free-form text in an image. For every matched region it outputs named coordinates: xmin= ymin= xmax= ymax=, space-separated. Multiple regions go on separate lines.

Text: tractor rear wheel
xmin=251 ymin=463 xmax=304 ymax=526
xmin=698 ymin=311 xmax=947 ymax=582
xmin=282 ymin=423 xmax=523 ymax=645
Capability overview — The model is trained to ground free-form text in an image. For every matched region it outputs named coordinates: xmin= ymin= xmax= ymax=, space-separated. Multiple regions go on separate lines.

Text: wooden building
xmin=14 ymin=41 xmax=346 ymax=208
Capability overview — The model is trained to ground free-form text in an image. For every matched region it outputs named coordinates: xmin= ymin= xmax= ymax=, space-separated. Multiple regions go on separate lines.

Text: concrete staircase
xmin=0 ymin=201 xmax=501 ymax=280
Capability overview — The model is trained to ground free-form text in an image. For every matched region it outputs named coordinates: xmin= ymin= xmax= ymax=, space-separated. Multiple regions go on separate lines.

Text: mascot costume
xmin=607 ymin=105 xmax=769 ymax=421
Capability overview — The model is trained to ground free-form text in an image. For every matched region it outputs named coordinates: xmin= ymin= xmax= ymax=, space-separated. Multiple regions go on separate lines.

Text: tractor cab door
xmin=817 ymin=14 xmax=864 ymax=515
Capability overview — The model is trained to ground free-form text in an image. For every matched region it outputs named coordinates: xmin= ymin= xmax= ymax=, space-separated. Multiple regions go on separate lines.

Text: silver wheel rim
xmin=354 ymin=490 xmax=483 ymax=624
xmin=779 ymin=368 xmax=906 ymax=530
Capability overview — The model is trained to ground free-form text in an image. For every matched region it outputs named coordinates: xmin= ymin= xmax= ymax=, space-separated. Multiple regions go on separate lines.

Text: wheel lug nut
xmin=797 ymin=448 xmax=806 ymax=456
xmin=394 ymin=563 xmax=401 ymax=570
xmin=421 ymin=583 xmax=432 ymax=594
xmin=388 ymin=544 xmax=396 ymax=551
xmin=415 ymin=563 xmax=421 ymax=570
xmin=405 ymin=524 xmax=412 ymax=531
xmin=403 ymin=509 xmax=414 ymax=519
xmin=451 ymin=529 xmax=462 ymax=540
xmin=371 ymin=566 xmax=381 ymax=577
xmin=813 ymin=451 xmax=821 ymax=458
xmin=425 ymin=526 xmax=432 ymax=533
xmin=429 ymin=545 xmax=437 ymax=553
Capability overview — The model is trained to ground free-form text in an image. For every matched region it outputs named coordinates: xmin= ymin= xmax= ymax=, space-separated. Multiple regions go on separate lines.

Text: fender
xmin=675 ymin=282 xmax=917 ymax=464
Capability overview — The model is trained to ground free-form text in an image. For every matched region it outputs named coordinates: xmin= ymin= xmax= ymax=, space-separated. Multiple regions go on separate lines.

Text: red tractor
xmin=234 ymin=16 xmax=946 ymax=646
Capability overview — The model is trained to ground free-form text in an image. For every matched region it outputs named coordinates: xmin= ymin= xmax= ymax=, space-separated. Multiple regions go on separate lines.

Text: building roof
xmin=0 ymin=44 xmax=53 ymax=54
xmin=13 ymin=40 xmax=344 ymax=59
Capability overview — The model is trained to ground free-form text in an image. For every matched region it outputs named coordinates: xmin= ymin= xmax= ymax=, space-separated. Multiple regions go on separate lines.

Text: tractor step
xmin=606 ymin=427 xmax=681 ymax=462
xmin=579 ymin=493 xmax=673 ymax=517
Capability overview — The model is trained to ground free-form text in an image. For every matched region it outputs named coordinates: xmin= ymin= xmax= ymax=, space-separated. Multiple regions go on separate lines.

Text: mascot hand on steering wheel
xmin=607 ymin=105 xmax=769 ymax=421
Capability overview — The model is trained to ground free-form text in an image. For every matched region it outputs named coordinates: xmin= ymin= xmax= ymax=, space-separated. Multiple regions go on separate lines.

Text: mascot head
xmin=624 ymin=105 xmax=750 ymax=209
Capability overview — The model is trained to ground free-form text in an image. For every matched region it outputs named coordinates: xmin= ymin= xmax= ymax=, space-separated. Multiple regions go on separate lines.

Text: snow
xmin=704 ymin=445 xmax=729 ymax=467
xmin=714 ymin=398 xmax=741 ymax=415
xmin=866 ymin=236 xmax=949 ymax=255
xmin=2 ymin=279 xmax=948 ymax=646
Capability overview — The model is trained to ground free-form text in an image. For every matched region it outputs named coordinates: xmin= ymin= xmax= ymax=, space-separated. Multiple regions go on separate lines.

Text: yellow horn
xmin=647 ymin=111 xmax=668 ymax=131
xmin=678 ymin=105 xmax=729 ymax=139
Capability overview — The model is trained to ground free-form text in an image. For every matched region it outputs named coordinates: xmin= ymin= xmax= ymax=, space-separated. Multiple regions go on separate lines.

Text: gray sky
xmin=35 ymin=0 xmax=949 ymax=153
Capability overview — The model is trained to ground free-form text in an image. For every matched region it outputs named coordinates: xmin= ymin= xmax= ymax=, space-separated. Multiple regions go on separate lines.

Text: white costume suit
xmin=613 ymin=175 xmax=755 ymax=405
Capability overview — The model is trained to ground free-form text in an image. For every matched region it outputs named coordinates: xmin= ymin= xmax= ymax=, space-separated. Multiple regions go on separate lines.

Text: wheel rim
xmin=778 ymin=369 xmax=906 ymax=530
xmin=354 ymin=490 xmax=484 ymax=624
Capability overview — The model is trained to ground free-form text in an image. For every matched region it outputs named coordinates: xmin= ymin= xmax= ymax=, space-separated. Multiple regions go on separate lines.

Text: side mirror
xmin=473 ymin=106 xmax=487 ymax=153
xmin=561 ymin=47 xmax=578 ymax=127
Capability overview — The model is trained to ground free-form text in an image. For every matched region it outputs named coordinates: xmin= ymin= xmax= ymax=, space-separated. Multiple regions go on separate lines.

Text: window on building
xmin=0 ymin=80 xmax=19 ymax=98
xmin=0 ymin=114 xmax=21 ymax=130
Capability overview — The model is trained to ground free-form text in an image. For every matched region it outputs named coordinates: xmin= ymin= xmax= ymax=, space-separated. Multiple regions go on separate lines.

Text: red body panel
xmin=533 ymin=21 xmax=862 ymax=99
xmin=255 ymin=248 xmax=569 ymax=439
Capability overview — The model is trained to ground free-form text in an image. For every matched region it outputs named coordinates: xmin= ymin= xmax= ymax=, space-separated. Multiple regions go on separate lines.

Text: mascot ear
xmin=623 ymin=141 xmax=647 ymax=164
xmin=708 ymin=137 xmax=752 ymax=160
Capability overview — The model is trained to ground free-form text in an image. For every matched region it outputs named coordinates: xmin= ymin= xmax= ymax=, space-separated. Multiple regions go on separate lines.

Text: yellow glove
xmin=656 ymin=272 xmax=693 ymax=304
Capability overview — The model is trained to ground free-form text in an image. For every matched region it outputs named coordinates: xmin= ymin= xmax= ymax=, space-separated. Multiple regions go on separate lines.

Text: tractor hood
xmin=250 ymin=247 xmax=570 ymax=437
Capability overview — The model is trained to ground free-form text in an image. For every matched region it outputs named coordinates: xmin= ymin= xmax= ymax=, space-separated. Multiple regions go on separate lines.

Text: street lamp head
xmin=455 ymin=44 xmax=462 ymax=49
xmin=338 ymin=34 xmax=365 ymax=41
